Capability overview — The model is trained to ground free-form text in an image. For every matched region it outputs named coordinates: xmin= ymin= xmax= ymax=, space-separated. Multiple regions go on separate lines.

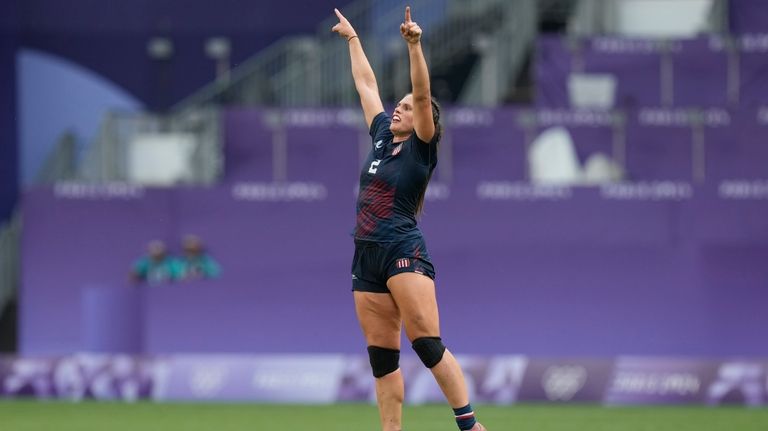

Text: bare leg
xmin=386 ymin=273 xmax=470 ymax=408
xmin=374 ymin=369 xmax=404 ymax=431
xmin=429 ymin=349 xmax=470 ymax=407
xmin=354 ymin=291 xmax=403 ymax=431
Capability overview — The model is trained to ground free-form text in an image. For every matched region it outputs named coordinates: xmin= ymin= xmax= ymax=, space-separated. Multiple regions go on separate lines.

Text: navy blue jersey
xmin=354 ymin=112 xmax=438 ymax=242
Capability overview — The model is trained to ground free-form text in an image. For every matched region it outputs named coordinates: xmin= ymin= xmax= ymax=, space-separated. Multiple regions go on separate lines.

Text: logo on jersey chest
xmin=392 ymin=143 xmax=403 ymax=156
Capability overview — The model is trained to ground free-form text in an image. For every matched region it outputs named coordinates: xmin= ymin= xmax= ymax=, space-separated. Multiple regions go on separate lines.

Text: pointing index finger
xmin=335 ymin=8 xmax=345 ymax=21
xmin=405 ymin=6 xmax=411 ymax=23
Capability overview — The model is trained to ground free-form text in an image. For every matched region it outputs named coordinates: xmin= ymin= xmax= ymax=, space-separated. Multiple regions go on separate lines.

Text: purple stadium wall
xmin=20 ymin=108 xmax=768 ymax=360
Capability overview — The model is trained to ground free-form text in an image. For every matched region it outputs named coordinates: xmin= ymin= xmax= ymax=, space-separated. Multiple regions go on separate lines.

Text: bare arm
xmin=332 ymin=8 xmax=384 ymax=129
xmin=401 ymin=7 xmax=435 ymax=142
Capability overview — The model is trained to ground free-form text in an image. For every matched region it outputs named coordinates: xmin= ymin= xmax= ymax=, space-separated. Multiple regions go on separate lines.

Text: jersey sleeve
xmin=369 ymin=112 xmax=392 ymax=146
xmin=412 ymin=131 xmax=439 ymax=166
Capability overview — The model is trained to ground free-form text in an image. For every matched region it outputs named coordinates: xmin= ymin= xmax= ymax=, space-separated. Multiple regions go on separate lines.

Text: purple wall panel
xmin=698 ymin=245 xmax=768 ymax=356
xmin=429 ymin=245 xmax=709 ymax=355
xmin=143 ymin=282 xmax=361 ymax=354
xmin=173 ymin=187 xmax=355 ymax=283
xmin=82 ymin=287 xmax=143 ymax=353
xmin=20 ymin=187 xmax=174 ymax=354
xmin=224 ymin=109 xmax=275 ymax=182
xmin=285 ymin=126 xmax=360 ymax=188
xmin=450 ymin=110 xmax=526 ymax=183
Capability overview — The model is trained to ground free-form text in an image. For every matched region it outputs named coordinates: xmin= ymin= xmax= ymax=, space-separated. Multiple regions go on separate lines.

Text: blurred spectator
xmin=130 ymin=240 xmax=184 ymax=285
xmin=178 ymin=234 xmax=221 ymax=280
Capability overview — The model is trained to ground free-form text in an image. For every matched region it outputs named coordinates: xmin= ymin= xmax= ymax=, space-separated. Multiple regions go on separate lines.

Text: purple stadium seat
xmin=583 ymin=40 xmax=663 ymax=108
xmin=739 ymin=47 xmax=768 ymax=106
xmin=672 ymin=39 xmax=729 ymax=107
xmin=625 ymin=109 xmax=693 ymax=181
xmin=449 ymin=109 xmax=526 ymax=183
xmin=705 ymin=108 xmax=768 ymax=180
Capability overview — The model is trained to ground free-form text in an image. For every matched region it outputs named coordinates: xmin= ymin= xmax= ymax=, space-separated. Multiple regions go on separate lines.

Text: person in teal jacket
xmin=130 ymin=240 xmax=184 ymax=285
xmin=178 ymin=234 xmax=221 ymax=280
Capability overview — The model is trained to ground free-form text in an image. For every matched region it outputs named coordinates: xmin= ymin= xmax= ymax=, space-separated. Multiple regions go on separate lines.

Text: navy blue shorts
xmin=351 ymin=236 xmax=436 ymax=294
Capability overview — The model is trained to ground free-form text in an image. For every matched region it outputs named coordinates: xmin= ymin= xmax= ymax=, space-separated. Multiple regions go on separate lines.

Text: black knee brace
xmin=412 ymin=336 xmax=446 ymax=368
xmin=367 ymin=346 xmax=400 ymax=378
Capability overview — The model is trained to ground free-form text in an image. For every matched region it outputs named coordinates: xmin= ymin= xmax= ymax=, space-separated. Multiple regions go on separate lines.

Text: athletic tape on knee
xmin=412 ymin=336 xmax=446 ymax=368
xmin=367 ymin=346 xmax=400 ymax=378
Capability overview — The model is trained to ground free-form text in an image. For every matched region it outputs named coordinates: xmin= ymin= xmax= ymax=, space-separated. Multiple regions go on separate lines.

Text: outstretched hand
xmin=332 ymin=8 xmax=357 ymax=41
xmin=400 ymin=6 xmax=422 ymax=44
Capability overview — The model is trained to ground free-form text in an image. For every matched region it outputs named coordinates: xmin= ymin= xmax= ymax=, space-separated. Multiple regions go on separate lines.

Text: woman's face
xmin=389 ymin=94 xmax=414 ymax=137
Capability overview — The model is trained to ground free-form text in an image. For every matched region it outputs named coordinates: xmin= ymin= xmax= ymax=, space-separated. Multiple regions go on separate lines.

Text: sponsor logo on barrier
xmin=190 ymin=365 xmax=228 ymax=398
xmin=232 ymin=182 xmax=327 ymax=202
xmin=477 ymin=182 xmax=572 ymax=201
xmin=445 ymin=108 xmax=494 ymax=127
xmin=541 ymin=365 xmax=588 ymax=401
xmin=265 ymin=109 xmax=363 ymax=127
xmin=252 ymin=370 xmax=328 ymax=391
xmin=2 ymin=355 xmax=765 ymax=404
xmin=738 ymin=34 xmax=768 ymax=52
xmin=535 ymin=109 xmax=614 ymax=127
xmin=591 ymin=38 xmax=682 ymax=53
xmin=719 ymin=181 xmax=768 ymax=200
xmin=54 ymin=182 xmax=145 ymax=200
xmin=611 ymin=371 xmax=700 ymax=396
xmin=600 ymin=182 xmax=693 ymax=200
xmin=638 ymin=108 xmax=731 ymax=127
xmin=0 ymin=355 xmax=158 ymax=401
xmin=707 ymin=363 xmax=766 ymax=406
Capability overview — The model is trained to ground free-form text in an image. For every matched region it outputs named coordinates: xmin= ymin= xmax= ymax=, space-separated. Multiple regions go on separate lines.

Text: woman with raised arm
xmin=333 ymin=7 xmax=486 ymax=431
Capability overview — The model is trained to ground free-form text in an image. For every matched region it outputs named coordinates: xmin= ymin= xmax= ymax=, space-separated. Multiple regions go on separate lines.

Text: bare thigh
xmin=354 ymin=291 xmax=402 ymax=349
xmin=386 ymin=272 xmax=440 ymax=342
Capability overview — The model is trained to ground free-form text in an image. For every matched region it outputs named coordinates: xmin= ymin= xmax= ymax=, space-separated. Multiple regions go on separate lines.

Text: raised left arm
xmin=401 ymin=6 xmax=435 ymax=142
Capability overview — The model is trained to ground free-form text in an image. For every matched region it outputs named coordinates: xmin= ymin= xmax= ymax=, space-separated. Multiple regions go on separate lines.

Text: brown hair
xmin=415 ymin=97 xmax=442 ymax=217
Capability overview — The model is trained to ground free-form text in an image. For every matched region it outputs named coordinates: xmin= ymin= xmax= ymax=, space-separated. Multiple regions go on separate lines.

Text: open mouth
xmin=392 ymin=114 xmax=401 ymax=123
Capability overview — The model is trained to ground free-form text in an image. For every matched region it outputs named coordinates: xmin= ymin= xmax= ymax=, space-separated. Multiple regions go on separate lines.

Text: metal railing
xmin=173 ymin=0 xmax=525 ymax=109
xmin=458 ymin=0 xmax=538 ymax=105
xmin=36 ymin=132 xmax=78 ymax=184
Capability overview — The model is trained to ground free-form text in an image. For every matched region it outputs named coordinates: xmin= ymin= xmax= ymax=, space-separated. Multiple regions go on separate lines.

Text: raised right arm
xmin=332 ymin=8 xmax=385 ymax=129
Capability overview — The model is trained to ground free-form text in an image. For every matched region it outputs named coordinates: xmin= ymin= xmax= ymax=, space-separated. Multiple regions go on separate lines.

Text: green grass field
xmin=1 ymin=402 xmax=767 ymax=430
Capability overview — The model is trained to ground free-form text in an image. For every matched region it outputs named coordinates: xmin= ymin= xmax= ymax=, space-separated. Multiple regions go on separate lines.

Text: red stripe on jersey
xmin=356 ymin=178 xmax=395 ymax=238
